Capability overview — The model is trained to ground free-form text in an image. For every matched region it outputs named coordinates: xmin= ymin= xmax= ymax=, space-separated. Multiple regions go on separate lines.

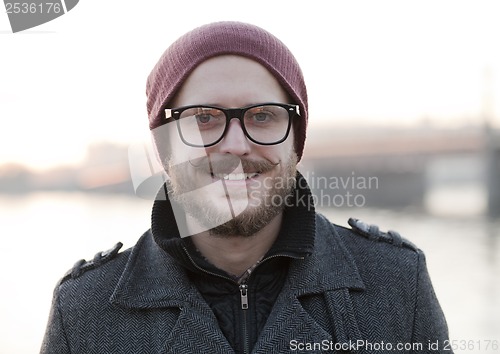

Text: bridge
xmin=301 ymin=126 xmax=500 ymax=217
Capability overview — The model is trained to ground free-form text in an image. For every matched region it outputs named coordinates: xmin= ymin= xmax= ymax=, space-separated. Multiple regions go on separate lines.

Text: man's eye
xmin=253 ymin=112 xmax=271 ymax=122
xmin=196 ymin=114 xmax=214 ymax=124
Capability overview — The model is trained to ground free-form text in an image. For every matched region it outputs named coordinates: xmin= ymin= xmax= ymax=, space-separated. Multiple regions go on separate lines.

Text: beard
xmin=166 ymin=151 xmax=298 ymax=238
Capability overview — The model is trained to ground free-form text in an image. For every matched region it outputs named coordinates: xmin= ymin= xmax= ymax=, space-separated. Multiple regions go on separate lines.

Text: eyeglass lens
xmin=177 ymin=105 xmax=290 ymax=146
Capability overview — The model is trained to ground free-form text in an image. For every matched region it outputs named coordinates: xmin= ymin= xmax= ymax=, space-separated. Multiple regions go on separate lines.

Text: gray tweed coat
xmin=40 ymin=214 xmax=452 ymax=353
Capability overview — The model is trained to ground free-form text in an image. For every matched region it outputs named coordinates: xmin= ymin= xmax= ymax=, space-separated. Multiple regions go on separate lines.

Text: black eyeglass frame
xmin=162 ymin=102 xmax=300 ymax=147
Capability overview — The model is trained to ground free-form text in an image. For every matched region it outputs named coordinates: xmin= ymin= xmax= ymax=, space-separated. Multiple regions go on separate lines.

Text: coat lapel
xmin=253 ymin=294 xmax=333 ymax=353
xmin=252 ymin=214 xmax=366 ymax=353
xmin=110 ymin=231 xmax=234 ymax=352
xmin=160 ymin=304 xmax=235 ymax=353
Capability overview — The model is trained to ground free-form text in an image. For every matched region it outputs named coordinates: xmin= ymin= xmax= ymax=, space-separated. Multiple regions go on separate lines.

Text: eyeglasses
xmin=162 ymin=103 xmax=300 ymax=147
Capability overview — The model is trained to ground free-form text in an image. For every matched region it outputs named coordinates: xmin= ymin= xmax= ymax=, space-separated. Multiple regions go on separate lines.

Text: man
xmin=41 ymin=21 xmax=452 ymax=353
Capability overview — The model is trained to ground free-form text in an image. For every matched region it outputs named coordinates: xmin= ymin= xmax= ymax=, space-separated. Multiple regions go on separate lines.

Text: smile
xmin=211 ymin=172 xmax=260 ymax=181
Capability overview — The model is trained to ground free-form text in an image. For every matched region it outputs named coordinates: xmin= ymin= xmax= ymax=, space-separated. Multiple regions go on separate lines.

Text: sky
xmin=1 ymin=0 xmax=500 ymax=170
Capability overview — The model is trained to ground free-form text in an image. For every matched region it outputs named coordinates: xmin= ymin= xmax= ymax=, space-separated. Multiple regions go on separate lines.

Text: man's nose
xmin=217 ymin=118 xmax=251 ymax=155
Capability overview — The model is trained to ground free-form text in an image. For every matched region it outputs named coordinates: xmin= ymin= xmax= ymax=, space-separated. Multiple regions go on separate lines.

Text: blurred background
xmin=1 ymin=1 xmax=499 ymax=353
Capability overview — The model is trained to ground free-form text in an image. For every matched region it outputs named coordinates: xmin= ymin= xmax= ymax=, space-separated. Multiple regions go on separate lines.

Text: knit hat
xmin=146 ymin=21 xmax=308 ymax=160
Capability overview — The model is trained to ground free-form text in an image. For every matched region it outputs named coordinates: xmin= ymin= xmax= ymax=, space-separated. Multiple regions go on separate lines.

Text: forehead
xmin=170 ymin=55 xmax=289 ymax=108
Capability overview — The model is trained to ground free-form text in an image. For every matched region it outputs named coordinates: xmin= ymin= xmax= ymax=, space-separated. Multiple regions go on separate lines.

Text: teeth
xmin=213 ymin=173 xmax=259 ymax=181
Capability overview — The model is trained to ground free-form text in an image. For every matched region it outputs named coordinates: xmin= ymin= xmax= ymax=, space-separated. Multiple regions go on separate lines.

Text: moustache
xmin=187 ymin=154 xmax=280 ymax=176
xmin=166 ymin=154 xmax=280 ymax=195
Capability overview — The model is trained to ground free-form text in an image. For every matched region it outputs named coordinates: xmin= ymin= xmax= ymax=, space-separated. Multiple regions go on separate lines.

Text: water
xmin=0 ymin=192 xmax=499 ymax=353
xmin=0 ymin=192 xmax=152 ymax=354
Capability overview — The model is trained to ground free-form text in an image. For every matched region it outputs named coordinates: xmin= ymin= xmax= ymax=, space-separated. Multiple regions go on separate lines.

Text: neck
xmin=188 ymin=212 xmax=283 ymax=277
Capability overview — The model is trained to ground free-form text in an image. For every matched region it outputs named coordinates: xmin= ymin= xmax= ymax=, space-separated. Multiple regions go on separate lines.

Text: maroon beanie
xmin=146 ymin=21 xmax=308 ymax=160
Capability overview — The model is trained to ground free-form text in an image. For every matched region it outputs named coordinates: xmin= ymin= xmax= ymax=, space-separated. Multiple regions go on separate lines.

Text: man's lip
xmin=210 ymin=172 xmax=261 ymax=181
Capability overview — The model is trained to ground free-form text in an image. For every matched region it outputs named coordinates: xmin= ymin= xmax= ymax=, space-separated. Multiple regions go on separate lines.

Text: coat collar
xmin=110 ymin=214 xmax=365 ymax=310
xmin=287 ymin=213 xmax=365 ymax=295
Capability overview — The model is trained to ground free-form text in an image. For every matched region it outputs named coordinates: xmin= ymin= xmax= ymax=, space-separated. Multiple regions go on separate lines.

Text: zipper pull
xmin=239 ymin=284 xmax=248 ymax=310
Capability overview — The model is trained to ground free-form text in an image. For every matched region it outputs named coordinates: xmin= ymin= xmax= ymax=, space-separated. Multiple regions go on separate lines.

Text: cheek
xmin=276 ymin=130 xmax=296 ymax=162
xmin=151 ymin=125 xmax=171 ymax=168
xmin=152 ymin=123 xmax=188 ymax=173
xmin=289 ymin=125 xmax=297 ymax=155
xmin=158 ymin=123 xmax=204 ymax=165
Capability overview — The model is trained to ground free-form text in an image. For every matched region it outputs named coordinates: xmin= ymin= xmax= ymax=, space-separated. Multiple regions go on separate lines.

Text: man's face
xmin=162 ymin=55 xmax=297 ymax=237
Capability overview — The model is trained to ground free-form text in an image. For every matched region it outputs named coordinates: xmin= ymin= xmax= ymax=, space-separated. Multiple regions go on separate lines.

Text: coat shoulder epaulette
xmin=61 ymin=242 xmax=124 ymax=282
xmin=347 ymin=218 xmax=418 ymax=251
